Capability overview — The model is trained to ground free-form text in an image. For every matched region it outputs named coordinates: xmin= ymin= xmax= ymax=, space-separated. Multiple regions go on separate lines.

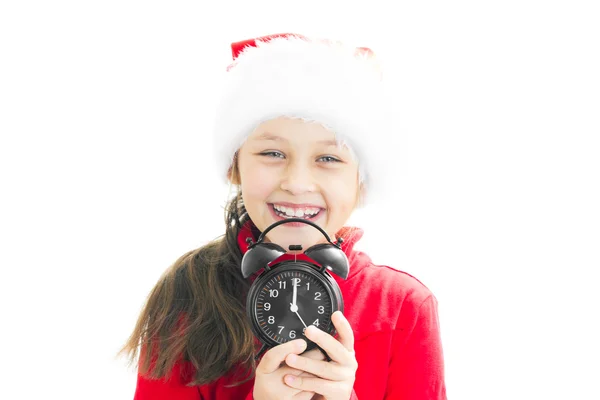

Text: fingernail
xmin=296 ymin=339 xmax=307 ymax=350
xmin=285 ymin=375 xmax=296 ymax=384
xmin=306 ymin=325 xmax=318 ymax=336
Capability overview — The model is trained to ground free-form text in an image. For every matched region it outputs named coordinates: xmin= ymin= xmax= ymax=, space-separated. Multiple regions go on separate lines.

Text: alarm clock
xmin=241 ymin=218 xmax=349 ymax=359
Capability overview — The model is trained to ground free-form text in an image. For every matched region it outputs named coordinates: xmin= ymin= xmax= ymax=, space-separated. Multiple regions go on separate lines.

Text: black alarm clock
xmin=241 ymin=218 xmax=349 ymax=359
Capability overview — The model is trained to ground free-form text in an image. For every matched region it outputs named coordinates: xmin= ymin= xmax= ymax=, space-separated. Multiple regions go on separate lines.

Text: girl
xmin=121 ymin=33 xmax=447 ymax=400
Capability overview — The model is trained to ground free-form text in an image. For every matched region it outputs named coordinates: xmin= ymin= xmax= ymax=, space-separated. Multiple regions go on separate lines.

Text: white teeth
xmin=273 ymin=204 xmax=321 ymax=219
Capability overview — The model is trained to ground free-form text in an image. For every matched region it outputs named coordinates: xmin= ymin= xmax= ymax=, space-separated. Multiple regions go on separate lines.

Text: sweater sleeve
xmin=386 ymin=294 xmax=447 ymax=399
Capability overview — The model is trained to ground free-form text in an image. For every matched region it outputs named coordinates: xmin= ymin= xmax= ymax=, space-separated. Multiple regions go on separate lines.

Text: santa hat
xmin=213 ymin=33 xmax=390 ymax=205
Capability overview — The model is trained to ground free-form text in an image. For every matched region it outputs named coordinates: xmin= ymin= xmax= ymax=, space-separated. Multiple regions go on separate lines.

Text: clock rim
xmin=246 ymin=261 xmax=344 ymax=350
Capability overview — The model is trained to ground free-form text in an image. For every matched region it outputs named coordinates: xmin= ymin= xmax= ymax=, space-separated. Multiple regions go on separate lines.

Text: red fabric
xmin=134 ymin=223 xmax=447 ymax=399
xmin=231 ymin=33 xmax=306 ymax=60
xmin=227 ymin=33 xmax=306 ymax=72
xmin=227 ymin=33 xmax=376 ymax=73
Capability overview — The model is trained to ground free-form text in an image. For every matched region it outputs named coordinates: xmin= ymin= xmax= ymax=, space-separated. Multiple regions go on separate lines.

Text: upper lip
xmin=270 ymin=202 xmax=325 ymax=209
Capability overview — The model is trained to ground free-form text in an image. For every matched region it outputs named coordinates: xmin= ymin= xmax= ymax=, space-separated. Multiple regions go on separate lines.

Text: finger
xmin=278 ymin=363 xmax=320 ymax=379
xmin=278 ymin=351 xmax=322 ymax=378
xmin=331 ymin=311 xmax=355 ymax=351
xmin=257 ymin=339 xmax=307 ymax=374
xmin=304 ymin=325 xmax=355 ymax=366
xmin=284 ymin=374 xmax=338 ymax=396
xmin=285 ymin=353 xmax=353 ymax=381
xmin=302 ymin=348 xmax=327 ymax=361
xmin=293 ymin=390 xmax=316 ymax=400
xmin=284 ymin=347 xmax=325 ymax=374
xmin=277 ymin=364 xmax=309 ymax=376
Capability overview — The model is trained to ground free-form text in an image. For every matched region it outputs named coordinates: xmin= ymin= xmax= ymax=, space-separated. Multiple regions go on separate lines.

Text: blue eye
xmin=260 ymin=151 xmax=285 ymax=159
xmin=318 ymin=156 xmax=341 ymax=163
xmin=259 ymin=152 xmax=341 ymax=163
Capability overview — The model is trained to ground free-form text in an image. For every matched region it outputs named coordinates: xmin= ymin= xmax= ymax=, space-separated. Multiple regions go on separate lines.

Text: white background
xmin=1 ymin=1 xmax=599 ymax=399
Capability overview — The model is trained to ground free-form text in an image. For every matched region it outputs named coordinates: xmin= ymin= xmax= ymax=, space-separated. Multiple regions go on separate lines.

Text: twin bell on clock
xmin=241 ymin=218 xmax=349 ymax=358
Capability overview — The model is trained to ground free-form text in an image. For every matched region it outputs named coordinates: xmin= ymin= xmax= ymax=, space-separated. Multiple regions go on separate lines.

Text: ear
xmin=227 ymin=167 xmax=239 ymax=185
xmin=304 ymin=243 xmax=349 ymax=279
xmin=354 ymin=181 xmax=366 ymax=209
xmin=227 ymin=154 xmax=241 ymax=185
xmin=241 ymin=242 xmax=286 ymax=278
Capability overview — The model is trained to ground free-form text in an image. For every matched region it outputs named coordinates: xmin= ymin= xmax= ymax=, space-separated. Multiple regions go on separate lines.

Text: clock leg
xmin=254 ymin=343 xmax=269 ymax=361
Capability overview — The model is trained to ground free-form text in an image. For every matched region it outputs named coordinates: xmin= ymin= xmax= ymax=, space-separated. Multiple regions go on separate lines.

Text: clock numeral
xmin=268 ymin=316 xmax=275 ymax=324
xmin=269 ymin=289 xmax=279 ymax=298
xmin=306 ymin=282 xmax=310 ymax=291
xmin=278 ymin=281 xmax=286 ymax=289
xmin=292 ymin=278 xmax=301 ymax=286
xmin=314 ymin=292 xmax=322 ymax=300
xmin=278 ymin=326 xmax=285 ymax=334
xmin=318 ymin=305 xmax=325 ymax=314
xmin=313 ymin=319 xmax=319 ymax=327
xmin=264 ymin=302 xmax=271 ymax=311
xmin=289 ymin=330 xmax=296 ymax=339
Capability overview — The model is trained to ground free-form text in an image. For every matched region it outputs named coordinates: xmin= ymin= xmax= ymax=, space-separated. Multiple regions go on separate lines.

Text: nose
xmin=279 ymin=160 xmax=317 ymax=195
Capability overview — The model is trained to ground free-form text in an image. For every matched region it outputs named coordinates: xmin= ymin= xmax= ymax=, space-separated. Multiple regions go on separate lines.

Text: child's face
xmin=235 ymin=117 xmax=360 ymax=250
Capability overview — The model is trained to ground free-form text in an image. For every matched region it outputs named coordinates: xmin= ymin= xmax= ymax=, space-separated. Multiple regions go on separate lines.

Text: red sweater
xmin=134 ymin=225 xmax=447 ymax=399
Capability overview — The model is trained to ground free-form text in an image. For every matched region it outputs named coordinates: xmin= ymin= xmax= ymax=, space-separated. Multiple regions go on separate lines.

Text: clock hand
xmin=289 ymin=279 xmax=309 ymax=329
xmin=292 ymin=278 xmax=298 ymax=309
xmin=294 ymin=310 xmax=308 ymax=329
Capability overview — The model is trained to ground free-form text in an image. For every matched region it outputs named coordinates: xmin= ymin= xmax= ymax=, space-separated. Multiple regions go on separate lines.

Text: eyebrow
xmin=254 ymin=132 xmax=339 ymax=146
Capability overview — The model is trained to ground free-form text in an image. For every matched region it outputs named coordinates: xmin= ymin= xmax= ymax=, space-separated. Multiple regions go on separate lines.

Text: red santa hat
xmin=213 ymin=33 xmax=390 ymax=205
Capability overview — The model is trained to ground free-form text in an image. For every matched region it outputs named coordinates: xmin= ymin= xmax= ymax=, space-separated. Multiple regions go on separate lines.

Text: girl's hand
xmin=283 ymin=311 xmax=358 ymax=400
xmin=253 ymin=339 xmax=326 ymax=400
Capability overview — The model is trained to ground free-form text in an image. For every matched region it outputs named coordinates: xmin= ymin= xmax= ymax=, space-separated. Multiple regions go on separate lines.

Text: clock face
xmin=253 ymin=269 xmax=334 ymax=345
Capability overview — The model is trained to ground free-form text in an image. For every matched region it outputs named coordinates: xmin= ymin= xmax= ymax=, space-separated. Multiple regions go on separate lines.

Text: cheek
xmin=323 ymin=173 xmax=359 ymax=210
xmin=240 ymin=166 xmax=279 ymax=202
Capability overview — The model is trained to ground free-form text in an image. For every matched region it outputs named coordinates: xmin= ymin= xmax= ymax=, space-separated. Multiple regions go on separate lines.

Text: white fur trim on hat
xmin=213 ymin=35 xmax=390 ymax=205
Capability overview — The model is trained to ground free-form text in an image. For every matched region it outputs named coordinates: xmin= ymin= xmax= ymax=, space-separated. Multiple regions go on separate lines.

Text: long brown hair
xmin=119 ymin=156 xmax=363 ymax=387
xmin=119 ymin=162 xmax=257 ymax=386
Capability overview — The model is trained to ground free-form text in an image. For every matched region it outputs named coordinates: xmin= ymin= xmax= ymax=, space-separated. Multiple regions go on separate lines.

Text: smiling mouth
xmin=268 ymin=203 xmax=323 ymax=220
